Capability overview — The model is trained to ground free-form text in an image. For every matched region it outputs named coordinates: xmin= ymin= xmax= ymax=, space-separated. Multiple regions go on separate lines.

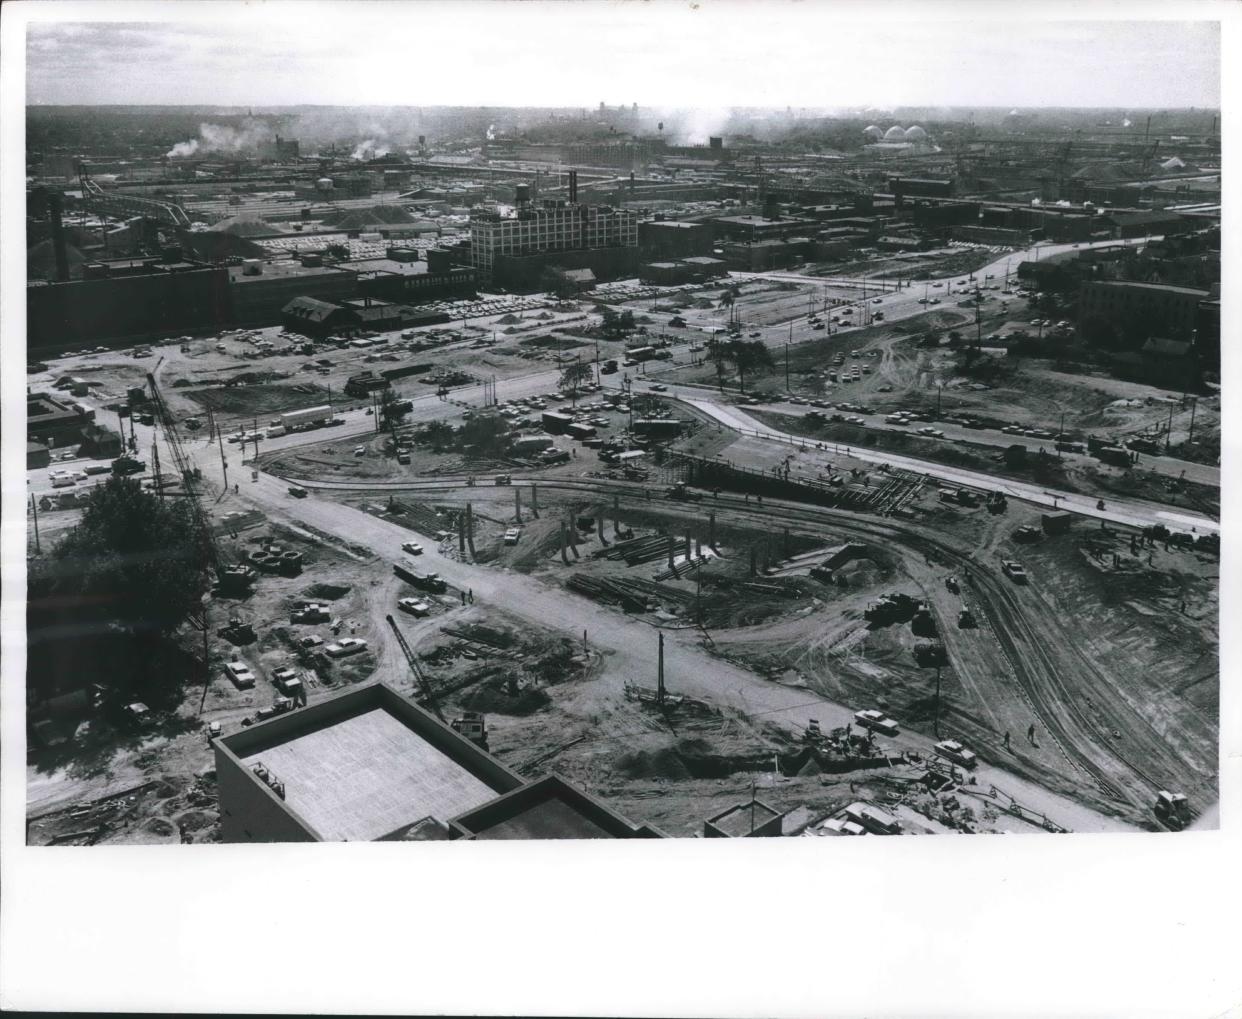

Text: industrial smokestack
xmin=568 ymin=169 xmax=578 ymax=204
xmin=1145 ymin=115 xmax=1151 ymax=143
xmin=47 ymin=191 xmax=70 ymax=283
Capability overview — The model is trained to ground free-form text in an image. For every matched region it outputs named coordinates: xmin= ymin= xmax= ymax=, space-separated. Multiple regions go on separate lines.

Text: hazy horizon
xmin=24 ymin=7 xmax=1221 ymax=109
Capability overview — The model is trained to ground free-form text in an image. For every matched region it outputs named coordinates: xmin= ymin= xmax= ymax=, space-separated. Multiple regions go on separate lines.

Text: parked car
xmin=300 ymin=635 xmax=325 ymax=650
xmin=401 ymin=541 xmax=424 ymax=555
xmin=853 ymin=709 xmax=900 ymax=737
xmin=397 ymin=597 xmax=431 ymax=617
xmin=934 ymin=739 xmax=978 ymax=769
xmin=325 ymin=637 xmax=368 ymax=658
xmin=503 ymin=528 xmax=521 ymax=545
xmin=225 ymin=660 xmax=256 ymax=689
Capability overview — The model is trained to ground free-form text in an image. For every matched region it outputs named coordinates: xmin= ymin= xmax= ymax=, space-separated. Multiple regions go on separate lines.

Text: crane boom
xmin=146 ymin=372 xmax=255 ymax=592
xmin=386 ymin=614 xmax=444 ymax=721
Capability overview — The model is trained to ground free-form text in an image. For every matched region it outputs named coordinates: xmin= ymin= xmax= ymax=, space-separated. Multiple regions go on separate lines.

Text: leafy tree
xmin=558 ymin=361 xmax=594 ymax=399
xmin=418 ymin=419 xmax=455 ymax=451
xmin=40 ymin=477 xmax=209 ymax=637
xmin=723 ymin=339 xmax=775 ymax=392
xmin=600 ymin=306 xmax=635 ymax=338
xmin=379 ymin=387 xmax=410 ymax=428
xmin=27 ymin=477 xmax=211 ymax=713
xmin=457 ymin=414 xmax=512 ymax=459
xmin=324 ymin=242 xmax=350 ymax=261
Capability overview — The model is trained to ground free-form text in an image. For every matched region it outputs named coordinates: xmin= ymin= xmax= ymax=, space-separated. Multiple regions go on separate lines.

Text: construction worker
xmin=1027 ymin=723 xmax=1036 ymax=744
xmin=460 ymin=590 xmax=467 ymax=606
xmin=1003 ymin=731 xmax=1011 ymax=749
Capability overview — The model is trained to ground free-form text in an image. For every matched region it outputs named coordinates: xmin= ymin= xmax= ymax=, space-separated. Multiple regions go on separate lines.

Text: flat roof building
xmin=214 ymin=683 xmax=660 ymax=842
xmin=469 ymin=200 xmax=638 ymax=286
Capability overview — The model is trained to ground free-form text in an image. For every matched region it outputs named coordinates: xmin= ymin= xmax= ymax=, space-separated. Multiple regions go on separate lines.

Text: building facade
xmin=1079 ymin=281 xmax=1210 ymax=345
xmin=469 ymin=201 xmax=638 ymax=286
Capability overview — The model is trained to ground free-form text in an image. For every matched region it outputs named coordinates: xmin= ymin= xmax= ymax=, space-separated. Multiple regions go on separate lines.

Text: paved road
xmin=732 ymin=393 xmax=1221 ymax=488
xmin=677 ymin=396 xmax=1219 ymax=536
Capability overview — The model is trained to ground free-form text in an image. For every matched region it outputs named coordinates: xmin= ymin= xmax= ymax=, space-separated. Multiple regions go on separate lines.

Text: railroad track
xmin=268 ymin=469 xmax=1179 ymax=808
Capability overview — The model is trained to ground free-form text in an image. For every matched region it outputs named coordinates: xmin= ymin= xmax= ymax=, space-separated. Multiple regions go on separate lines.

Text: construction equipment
xmin=386 ymin=614 xmax=444 ymax=722
xmin=1153 ymin=790 xmax=1191 ymax=830
xmin=146 ymin=373 xmax=256 ymax=595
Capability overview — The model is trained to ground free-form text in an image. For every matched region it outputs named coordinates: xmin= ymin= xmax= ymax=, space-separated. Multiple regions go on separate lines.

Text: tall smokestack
xmin=568 ymin=169 xmax=578 ymax=204
xmin=47 ymin=191 xmax=70 ymax=283
xmin=1145 ymin=115 xmax=1151 ymax=143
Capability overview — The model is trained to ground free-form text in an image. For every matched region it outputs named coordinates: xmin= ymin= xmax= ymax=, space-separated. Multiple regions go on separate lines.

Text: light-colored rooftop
xmin=240 ymin=706 xmax=501 ymax=841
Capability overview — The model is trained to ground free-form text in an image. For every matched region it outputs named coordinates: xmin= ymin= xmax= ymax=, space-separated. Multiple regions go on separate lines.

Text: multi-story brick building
xmin=469 ymin=200 xmax=638 ymax=288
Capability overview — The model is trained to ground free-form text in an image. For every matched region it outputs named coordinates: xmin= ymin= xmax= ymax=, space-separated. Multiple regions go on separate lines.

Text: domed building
xmin=904 ymin=125 xmax=928 ymax=142
xmin=883 ymin=125 xmax=906 ymax=142
xmin=862 ymin=125 xmax=884 ymax=142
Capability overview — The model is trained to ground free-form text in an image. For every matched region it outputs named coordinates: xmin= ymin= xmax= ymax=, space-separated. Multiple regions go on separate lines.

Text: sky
xmin=20 ymin=2 xmax=1224 ymax=109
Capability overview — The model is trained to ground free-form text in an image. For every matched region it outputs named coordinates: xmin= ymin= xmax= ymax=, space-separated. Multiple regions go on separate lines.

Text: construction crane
xmin=386 ymin=614 xmax=444 ymax=722
xmin=146 ymin=371 xmax=256 ymax=596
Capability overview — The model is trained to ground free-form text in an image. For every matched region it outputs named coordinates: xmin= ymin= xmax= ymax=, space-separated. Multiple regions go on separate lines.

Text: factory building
xmin=639 ymin=256 xmax=728 ymax=285
xmin=710 ymin=214 xmax=818 ymax=243
xmin=469 ymin=184 xmax=639 ymax=289
xmin=637 ymin=219 xmax=715 ymax=260
xmin=214 ymin=682 xmax=662 ymax=842
xmin=1078 ymin=281 xmax=1210 ymax=345
xmin=27 ymin=260 xmax=232 ymax=353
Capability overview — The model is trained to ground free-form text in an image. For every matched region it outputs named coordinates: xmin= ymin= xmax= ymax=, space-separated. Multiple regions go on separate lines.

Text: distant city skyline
xmin=23 ymin=5 xmax=1221 ymax=109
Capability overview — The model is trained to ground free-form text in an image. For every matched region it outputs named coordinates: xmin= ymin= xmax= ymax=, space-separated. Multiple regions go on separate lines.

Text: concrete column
xmin=708 ymin=511 xmax=716 ymax=550
xmin=531 ymin=484 xmax=539 ymax=518
xmin=514 ymin=487 xmax=522 ymax=524
xmin=458 ymin=512 xmax=466 ymax=554
xmin=466 ymin=503 xmax=476 ymax=557
xmin=560 ymin=523 xmax=570 ymax=564
xmin=667 ymin=534 xmax=675 ymax=571
xmin=597 ymin=516 xmax=609 ymax=546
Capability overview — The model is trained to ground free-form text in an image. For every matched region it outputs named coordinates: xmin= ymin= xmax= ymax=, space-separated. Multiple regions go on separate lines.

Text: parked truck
xmin=393 ymin=560 xmax=448 ymax=593
xmin=278 ymin=405 xmax=334 ymax=432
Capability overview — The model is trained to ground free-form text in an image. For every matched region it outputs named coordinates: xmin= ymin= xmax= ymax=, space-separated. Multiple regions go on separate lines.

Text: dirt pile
xmin=303 ymin=582 xmax=351 ymax=600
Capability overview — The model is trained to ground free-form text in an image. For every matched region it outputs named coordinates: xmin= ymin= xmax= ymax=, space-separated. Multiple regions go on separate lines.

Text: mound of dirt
xmin=303 ymin=582 xmax=351 ymax=600
xmin=614 ymin=745 xmax=691 ymax=780
xmin=797 ymin=755 xmax=824 ymax=777
xmin=176 ymin=810 xmax=216 ymax=832
xmin=461 ymin=684 xmax=550 ymax=716
xmin=144 ymin=818 xmax=176 ymax=837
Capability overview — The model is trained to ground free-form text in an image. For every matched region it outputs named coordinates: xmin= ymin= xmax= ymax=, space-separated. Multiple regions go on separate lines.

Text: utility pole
xmin=934 ymin=666 xmax=942 ymax=738
xmin=30 ymin=494 xmax=41 ymax=554
xmin=152 ymin=440 xmax=164 ymax=501
xmin=1058 ymin=411 xmax=1065 ymax=460
xmin=1165 ymin=403 xmax=1175 ymax=454
xmin=217 ymin=428 xmax=229 ymax=491
xmin=657 ymin=631 xmax=665 ymax=706
xmin=1187 ymin=397 xmax=1198 ymax=445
